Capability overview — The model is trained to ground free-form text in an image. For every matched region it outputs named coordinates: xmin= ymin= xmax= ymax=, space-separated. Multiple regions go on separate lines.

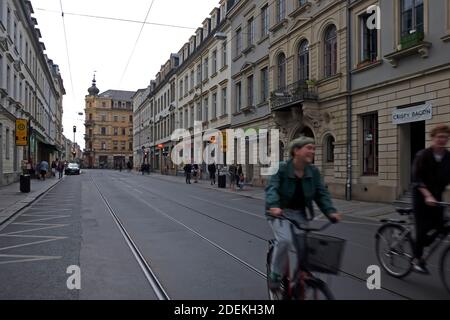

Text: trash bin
xmin=20 ymin=174 xmax=31 ymax=193
xmin=218 ymin=174 xmax=226 ymax=188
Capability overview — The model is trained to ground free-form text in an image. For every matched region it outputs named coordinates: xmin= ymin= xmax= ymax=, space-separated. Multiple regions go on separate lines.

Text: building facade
xmin=347 ymin=0 xmax=450 ymax=202
xmin=0 ymin=0 xmax=65 ymax=185
xmin=84 ymin=79 xmax=134 ymax=169
xmin=174 ymin=1 xmax=232 ymax=176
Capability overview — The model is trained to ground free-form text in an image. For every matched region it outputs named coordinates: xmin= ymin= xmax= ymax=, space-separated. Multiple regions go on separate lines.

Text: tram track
xmin=97 ymin=172 xmax=414 ymax=300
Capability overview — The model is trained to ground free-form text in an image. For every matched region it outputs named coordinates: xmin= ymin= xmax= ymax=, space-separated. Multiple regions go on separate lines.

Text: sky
xmin=30 ymin=0 xmax=216 ymax=148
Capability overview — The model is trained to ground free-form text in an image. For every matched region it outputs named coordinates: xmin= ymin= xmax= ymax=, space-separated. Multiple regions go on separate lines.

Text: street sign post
xmin=15 ymin=119 xmax=28 ymax=146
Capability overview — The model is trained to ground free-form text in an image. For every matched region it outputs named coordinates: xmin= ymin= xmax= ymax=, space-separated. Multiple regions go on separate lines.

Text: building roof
xmin=99 ymin=90 xmax=136 ymax=101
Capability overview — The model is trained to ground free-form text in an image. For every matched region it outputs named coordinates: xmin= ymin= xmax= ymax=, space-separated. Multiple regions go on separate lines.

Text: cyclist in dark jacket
xmin=412 ymin=124 xmax=450 ymax=274
xmin=265 ymin=136 xmax=342 ymax=291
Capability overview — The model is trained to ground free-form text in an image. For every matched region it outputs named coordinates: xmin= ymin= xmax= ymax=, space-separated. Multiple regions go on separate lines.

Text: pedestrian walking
xmin=39 ymin=160 xmax=49 ymax=181
xmin=119 ymin=162 xmax=123 ymax=172
xmin=51 ymin=160 xmax=57 ymax=177
xmin=208 ymin=163 xmax=216 ymax=185
xmin=57 ymin=160 xmax=65 ymax=179
xmin=184 ymin=163 xmax=192 ymax=184
xmin=411 ymin=124 xmax=450 ymax=274
xmin=237 ymin=164 xmax=244 ymax=190
xmin=229 ymin=163 xmax=237 ymax=191
xmin=193 ymin=164 xmax=199 ymax=183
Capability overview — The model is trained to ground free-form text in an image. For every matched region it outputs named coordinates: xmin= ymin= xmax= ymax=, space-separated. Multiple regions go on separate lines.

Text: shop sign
xmin=392 ymin=103 xmax=432 ymax=125
xmin=15 ymin=119 xmax=28 ymax=146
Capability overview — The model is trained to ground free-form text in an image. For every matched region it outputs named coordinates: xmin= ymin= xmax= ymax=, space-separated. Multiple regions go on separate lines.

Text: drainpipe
xmin=346 ymin=0 xmax=353 ymax=201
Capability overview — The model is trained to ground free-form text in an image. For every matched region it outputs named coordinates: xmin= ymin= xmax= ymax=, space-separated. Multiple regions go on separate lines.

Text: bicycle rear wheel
xmin=375 ymin=224 xmax=414 ymax=278
xmin=440 ymin=245 xmax=450 ymax=295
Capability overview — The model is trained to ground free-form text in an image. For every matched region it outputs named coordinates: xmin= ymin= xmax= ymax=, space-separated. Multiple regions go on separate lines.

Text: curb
xmin=0 ymin=178 xmax=64 ymax=227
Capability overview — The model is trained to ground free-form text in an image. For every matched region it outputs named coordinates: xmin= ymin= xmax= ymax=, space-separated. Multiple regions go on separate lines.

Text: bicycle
xmin=266 ymin=210 xmax=346 ymax=300
xmin=375 ymin=202 xmax=450 ymax=294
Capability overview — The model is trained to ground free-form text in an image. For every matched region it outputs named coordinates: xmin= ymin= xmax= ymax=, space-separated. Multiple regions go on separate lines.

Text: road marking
xmin=0 ymin=254 xmax=62 ymax=265
xmin=0 ymin=236 xmax=67 ymax=251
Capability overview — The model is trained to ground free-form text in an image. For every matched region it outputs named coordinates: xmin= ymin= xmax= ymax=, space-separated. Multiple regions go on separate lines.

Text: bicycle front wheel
xmin=375 ymin=223 xmax=414 ymax=278
xmin=440 ymin=245 xmax=450 ymax=295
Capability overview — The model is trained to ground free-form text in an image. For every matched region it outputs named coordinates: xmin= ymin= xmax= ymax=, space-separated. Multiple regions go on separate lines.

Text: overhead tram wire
xmin=59 ymin=0 xmax=75 ymax=102
xmin=34 ymin=8 xmax=197 ymax=31
xmin=118 ymin=0 xmax=157 ymax=87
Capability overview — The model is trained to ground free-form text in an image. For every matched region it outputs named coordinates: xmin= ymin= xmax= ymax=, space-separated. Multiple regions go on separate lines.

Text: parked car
xmin=65 ymin=163 xmax=80 ymax=175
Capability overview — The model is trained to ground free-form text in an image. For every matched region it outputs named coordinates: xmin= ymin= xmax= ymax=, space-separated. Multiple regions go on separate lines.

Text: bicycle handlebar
xmin=267 ymin=209 xmax=335 ymax=232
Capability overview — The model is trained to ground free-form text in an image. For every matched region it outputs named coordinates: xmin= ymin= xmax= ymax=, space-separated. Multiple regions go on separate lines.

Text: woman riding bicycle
xmin=265 ymin=136 xmax=342 ymax=291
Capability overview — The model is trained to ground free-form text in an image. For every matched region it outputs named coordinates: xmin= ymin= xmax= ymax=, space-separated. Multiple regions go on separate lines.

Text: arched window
xmin=277 ymin=53 xmax=286 ymax=89
xmin=298 ymin=40 xmax=309 ymax=82
xmin=324 ymin=135 xmax=335 ymax=163
xmin=294 ymin=126 xmax=314 ymax=139
xmin=324 ymin=25 xmax=337 ymax=77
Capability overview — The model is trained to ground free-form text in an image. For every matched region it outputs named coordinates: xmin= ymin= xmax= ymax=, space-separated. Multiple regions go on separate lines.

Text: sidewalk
xmin=141 ymin=172 xmax=404 ymax=222
xmin=0 ymin=176 xmax=62 ymax=225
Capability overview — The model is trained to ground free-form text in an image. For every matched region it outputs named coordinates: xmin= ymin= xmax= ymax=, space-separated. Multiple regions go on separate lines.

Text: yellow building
xmin=84 ymin=77 xmax=135 ymax=169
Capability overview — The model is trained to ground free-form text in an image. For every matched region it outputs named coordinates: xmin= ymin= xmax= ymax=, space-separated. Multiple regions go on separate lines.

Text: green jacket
xmin=265 ymin=159 xmax=337 ymax=220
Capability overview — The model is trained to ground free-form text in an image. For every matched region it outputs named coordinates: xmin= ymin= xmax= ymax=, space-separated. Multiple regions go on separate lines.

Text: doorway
xmin=400 ymin=121 xmax=425 ymax=194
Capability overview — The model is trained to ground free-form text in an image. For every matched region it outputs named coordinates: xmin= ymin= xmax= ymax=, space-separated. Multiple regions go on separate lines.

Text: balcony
xmin=270 ymin=80 xmax=318 ymax=111
xmin=85 ymin=120 xmax=94 ymax=127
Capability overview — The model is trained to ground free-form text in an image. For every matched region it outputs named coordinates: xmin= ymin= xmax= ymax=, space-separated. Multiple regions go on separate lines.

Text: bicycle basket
xmin=305 ymin=233 xmax=346 ymax=275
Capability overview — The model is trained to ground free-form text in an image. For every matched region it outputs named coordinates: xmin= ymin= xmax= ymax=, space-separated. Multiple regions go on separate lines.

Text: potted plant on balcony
xmin=400 ymin=30 xmax=425 ymax=50
xmin=305 ymin=79 xmax=317 ymax=89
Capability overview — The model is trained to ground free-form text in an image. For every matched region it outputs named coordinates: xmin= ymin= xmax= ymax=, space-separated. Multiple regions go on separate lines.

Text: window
xmin=114 ymin=115 xmax=118 ymax=122
xmin=298 ymin=0 xmax=307 ymax=7
xmin=204 ymin=97 xmax=209 ymax=121
xmin=222 ymin=42 xmax=227 ymax=67
xmin=212 ymin=93 xmax=217 ymax=119
xmin=401 ymin=0 xmax=424 ymax=37
xmin=6 ymin=65 xmax=10 ymax=93
xmin=185 ymin=108 xmax=189 ymax=128
xmin=122 ymin=128 xmax=126 ymax=135
xmin=190 ymin=107 xmax=194 ymax=127
xmin=276 ymin=0 xmax=286 ymax=24
xmin=261 ymin=5 xmax=269 ymax=38
xmin=196 ymin=64 xmax=202 ymax=85
xmin=101 ymin=142 xmax=106 ymax=150
xmin=179 ymin=80 xmax=183 ymax=97
xmin=114 ymin=128 xmax=118 ymax=136
xmin=247 ymin=18 xmax=254 ymax=47
xmin=236 ymin=82 xmax=242 ymax=112
xmin=324 ymin=135 xmax=335 ymax=163
xmin=222 ymin=87 xmax=227 ymax=115
xmin=277 ymin=53 xmax=286 ymax=89
xmin=298 ymin=40 xmax=309 ymax=81
xmin=179 ymin=111 xmax=183 ymax=128
xmin=101 ymin=127 xmax=106 ymax=135
xmin=197 ymin=102 xmax=202 ymax=121
xmin=362 ymin=113 xmax=378 ymax=175
xmin=129 ymin=142 xmax=133 ymax=151
xmin=129 ymin=115 xmax=133 ymax=122
xmin=184 ymin=75 xmax=189 ymax=94
xmin=235 ymin=28 xmax=242 ymax=57
xmin=204 ymin=57 xmax=209 ymax=79
xmin=261 ymin=67 xmax=269 ymax=103
xmin=0 ymin=55 xmax=2 ymax=88
xmin=360 ymin=14 xmax=378 ymax=63
xmin=324 ymin=25 xmax=337 ymax=77
xmin=5 ymin=128 xmax=10 ymax=160
xmin=212 ymin=50 xmax=217 ymax=74
xmin=190 ymin=70 xmax=195 ymax=89
xmin=247 ymin=75 xmax=254 ymax=107
xmin=101 ymin=115 xmax=107 ymax=121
